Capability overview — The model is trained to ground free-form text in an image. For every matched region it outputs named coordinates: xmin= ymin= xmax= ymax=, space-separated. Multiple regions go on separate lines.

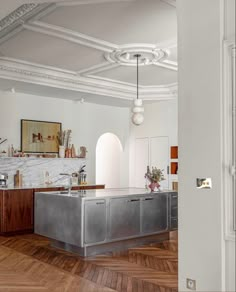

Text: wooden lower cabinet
xmin=0 ymin=189 xmax=34 ymax=234
xmin=0 ymin=185 xmax=105 ymax=235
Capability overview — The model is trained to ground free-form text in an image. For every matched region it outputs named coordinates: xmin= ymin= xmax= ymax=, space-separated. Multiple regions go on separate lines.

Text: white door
xmin=150 ymin=136 xmax=169 ymax=190
xmin=134 ymin=138 xmax=149 ymax=188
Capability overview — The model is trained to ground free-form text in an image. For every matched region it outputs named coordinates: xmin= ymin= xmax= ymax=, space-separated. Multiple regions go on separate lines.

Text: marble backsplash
xmin=0 ymin=157 xmax=86 ymax=188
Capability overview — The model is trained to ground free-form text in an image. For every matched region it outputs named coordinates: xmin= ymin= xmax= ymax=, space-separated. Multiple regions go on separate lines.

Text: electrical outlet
xmin=186 ymin=278 xmax=196 ymax=290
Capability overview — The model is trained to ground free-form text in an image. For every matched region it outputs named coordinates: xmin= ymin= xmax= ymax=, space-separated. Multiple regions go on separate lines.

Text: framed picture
xmin=21 ymin=119 xmax=61 ymax=153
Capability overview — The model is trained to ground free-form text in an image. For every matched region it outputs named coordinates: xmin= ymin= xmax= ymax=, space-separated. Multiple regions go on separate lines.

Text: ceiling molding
xmin=0 ymin=3 xmax=55 ymax=44
xmin=57 ymin=0 xmax=136 ymax=6
xmin=0 ymin=56 xmax=76 ymax=75
xmin=23 ymin=20 xmax=117 ymax=52
xmin=77 ymin=62 xmax=120 ymax=75
xmin=87 ymin=74 xmax=177 ymax=92
xmin=0 ymin=0 xmax=178 ymax=104
xmin=0 ymin=57 xmax=177 ymax=101
xmin=23 ymin=21 xmax=178 ymax=71
xmin=0 ymin=4 xmax=39 ymax=32
xmin=160 ymin=0 xmax=176 ymax=8
xmin=154 ymin=61 xmax=177 ymax=71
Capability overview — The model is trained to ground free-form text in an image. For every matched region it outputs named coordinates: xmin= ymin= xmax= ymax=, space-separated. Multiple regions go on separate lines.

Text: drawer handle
xmin=144 ymin=198 xmax=154 ymax=201
xmin=171 ymin=195 xmax=177 ymax=199
xmin=96 ymin=202 xmax=105 ymax=205
xmin=128 ymin=199 xmax=140 ymax=202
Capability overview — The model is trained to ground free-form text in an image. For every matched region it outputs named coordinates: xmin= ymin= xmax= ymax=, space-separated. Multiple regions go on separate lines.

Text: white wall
xmin=0 ymin=90 xmax=130 ymax=186
xmin=224 ymin=2 xmax=236 ymax=291
xmin=178 ymin=0 xmax=235 ymax=291
xmin=129 ymin=100 xmax=178 ymax=187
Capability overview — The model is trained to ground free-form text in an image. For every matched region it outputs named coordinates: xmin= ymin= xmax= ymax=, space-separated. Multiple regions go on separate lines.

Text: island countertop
xmin=35 ymin=187 xmax=174 ymax=200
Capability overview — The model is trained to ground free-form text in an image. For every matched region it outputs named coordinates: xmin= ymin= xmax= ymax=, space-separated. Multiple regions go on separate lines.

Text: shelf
xmin=171 ymin=162 xmax=178 ymax=175
xmin=170 ymin=146 xmax=178 ymax=159
xmin=0 ymin=157 xmax=86 ymax=160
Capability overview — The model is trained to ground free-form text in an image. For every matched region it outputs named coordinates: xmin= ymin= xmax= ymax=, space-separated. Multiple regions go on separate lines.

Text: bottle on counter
xmin=11 ymin=144 xmax=14 ymax=157
xmin=14 ymin=170 xmax=22 ymax=187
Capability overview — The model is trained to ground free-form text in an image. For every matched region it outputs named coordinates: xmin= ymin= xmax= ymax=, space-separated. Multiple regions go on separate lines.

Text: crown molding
xmin=77 ymin=62 xmax=120 ymax=75
xmin=0 ymin=4 xmax=39 ymax=32
xmin=56 ymin=0 xmax=136 ymax=6
xmin=23 ymin=20 xmax=117 ymax=52
xmin=0 ymin=57 xmax=177 ymax=101
xmin=86 ymin=74 xmax=177 ymax=93
xmin=160 ymin=0 xmax=176 ymax=8
xmin=155 ymin=60 xmax=178 ymax=71
xmin=0 ymin=3 xmax=55 ymax=45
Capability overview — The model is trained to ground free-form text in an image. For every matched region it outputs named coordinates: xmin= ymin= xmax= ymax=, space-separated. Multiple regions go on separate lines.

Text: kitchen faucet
xmin=59 ymin=173 xmax=73 ymax=194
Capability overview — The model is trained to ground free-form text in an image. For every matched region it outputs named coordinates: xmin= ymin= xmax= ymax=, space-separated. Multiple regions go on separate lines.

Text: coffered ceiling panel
xmin=94 ymin=65 xmax=177 ymax=86
xmin=0 ymin=29 xmax=104 ymax=71
xmin=41 ymin=0 xmax=176 ymax=45
xmin=0 ymin=0 xmax=177 ymax=105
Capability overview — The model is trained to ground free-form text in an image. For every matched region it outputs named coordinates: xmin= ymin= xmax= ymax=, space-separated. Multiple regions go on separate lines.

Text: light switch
xmin=196 ymin=178 xmax=212 ymax=189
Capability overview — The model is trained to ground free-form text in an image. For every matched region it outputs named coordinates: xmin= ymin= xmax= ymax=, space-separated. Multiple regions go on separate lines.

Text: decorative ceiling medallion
xmin=105 ymin=45 xmax=168 ymax=66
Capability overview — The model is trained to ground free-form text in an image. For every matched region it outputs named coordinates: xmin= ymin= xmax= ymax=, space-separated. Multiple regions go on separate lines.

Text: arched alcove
xmin=96 ymin=133 xmax=123 ymax=188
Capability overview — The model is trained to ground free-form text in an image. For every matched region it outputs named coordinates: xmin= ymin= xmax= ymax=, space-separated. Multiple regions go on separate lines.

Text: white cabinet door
xmin=135 ymin=138 xmax=149 ymax=188
xmin=150 ymin=136 xmax=169 ymax=189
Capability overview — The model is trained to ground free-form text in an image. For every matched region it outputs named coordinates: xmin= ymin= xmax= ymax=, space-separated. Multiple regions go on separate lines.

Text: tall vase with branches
xmin=57 ymin=129 xmax=72 ymax=158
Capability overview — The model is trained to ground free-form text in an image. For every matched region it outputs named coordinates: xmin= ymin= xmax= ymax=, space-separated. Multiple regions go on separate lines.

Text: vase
xmin=59 ymin=145 xmax=65 ymax=158
xmin=149 ymin=182 xmax=160 ymax=192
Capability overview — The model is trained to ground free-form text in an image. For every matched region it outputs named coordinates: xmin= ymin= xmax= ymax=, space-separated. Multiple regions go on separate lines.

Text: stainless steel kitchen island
xmin=34 ymin=188 xmax=177 ymax=256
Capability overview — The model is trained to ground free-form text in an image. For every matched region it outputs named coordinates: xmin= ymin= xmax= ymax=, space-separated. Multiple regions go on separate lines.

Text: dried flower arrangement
xmin=145 ymin=166 xmax=165 ymax=183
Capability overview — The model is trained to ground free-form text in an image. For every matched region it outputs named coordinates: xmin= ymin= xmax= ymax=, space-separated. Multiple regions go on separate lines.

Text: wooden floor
xmin=0 ymin=232 xmax=178 ymax=292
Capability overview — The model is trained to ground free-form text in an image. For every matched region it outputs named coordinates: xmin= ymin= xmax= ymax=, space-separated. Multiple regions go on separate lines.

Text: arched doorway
xmin=96 ymin=133 xmax=123 ymax=188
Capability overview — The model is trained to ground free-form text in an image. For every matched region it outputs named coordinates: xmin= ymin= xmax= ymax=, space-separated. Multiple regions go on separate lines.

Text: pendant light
xmin=131 ymin=54 xmax=144 ymax=125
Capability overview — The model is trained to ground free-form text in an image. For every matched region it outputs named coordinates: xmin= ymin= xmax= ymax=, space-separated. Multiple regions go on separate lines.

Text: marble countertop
xmin=36 ymin=188 xmax=176 ymax=200
xmin=0 ymin=184 xmax=104 ymax=191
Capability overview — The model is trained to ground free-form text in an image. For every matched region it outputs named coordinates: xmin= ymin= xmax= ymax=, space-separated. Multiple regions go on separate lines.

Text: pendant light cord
xmin=136 ymin=54 xmax=139 ymax=100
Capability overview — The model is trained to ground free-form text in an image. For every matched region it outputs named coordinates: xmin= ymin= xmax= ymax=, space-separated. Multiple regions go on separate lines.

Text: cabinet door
xmin=3 ymin=189 xmax=33 ymax=233
xmin=141 ymin=194 xmax=168 ymax=234
xmin=0 ymin=191 xmax=3 ymax=232
xmin=84 ymin=199 xmax=107 ymax=244
xmin=169 ymin=193 xmax=178 ymax=230
xmin=109 ymin=197 xmax=140 ymax=239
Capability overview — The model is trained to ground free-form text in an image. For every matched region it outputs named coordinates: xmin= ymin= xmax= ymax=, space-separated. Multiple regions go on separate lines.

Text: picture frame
xmin=21 ymin=119 xmax=61 ymax=153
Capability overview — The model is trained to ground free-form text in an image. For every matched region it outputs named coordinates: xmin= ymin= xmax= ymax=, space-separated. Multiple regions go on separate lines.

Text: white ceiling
xmin=0 ymin=0 xmax=177 ymax=107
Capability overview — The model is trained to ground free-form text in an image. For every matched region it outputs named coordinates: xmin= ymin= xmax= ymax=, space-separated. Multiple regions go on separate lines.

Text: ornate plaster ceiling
xmin=0 ymin=0 xmax=177 ymax=106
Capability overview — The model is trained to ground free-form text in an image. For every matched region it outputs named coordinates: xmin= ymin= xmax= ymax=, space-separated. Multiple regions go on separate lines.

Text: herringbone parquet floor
xmin=0 ymin=233 xmax=178 ymax=292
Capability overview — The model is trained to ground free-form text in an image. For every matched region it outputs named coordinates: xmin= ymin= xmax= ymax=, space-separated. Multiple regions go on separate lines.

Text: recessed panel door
xmin=141 ymin=194 xmax=168 ymax=234
xmin=109 ymin=197 xmax=140 ymax=239
xmin=84 ymin=199 xmax=107 ymax=244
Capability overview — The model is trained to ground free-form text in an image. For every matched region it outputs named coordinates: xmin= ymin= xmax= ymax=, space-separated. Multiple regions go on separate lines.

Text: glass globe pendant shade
xmin=132 ymin=112 xmax=144 ymax=125
xmin=132 ymin=106 xmax=144 ymax=113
